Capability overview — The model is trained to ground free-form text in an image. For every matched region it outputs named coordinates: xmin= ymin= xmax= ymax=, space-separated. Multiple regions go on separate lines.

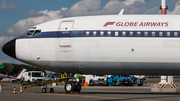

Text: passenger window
xmin=86 ymin=31 xmax=89 ymax=36
xmin=26 ymin=30 xmax=34 ymax=36
xmin=137 ymin=32 xmax=141 ymax=36
xmin=33 ymin=30 xmax=41 ymax=36
xmin=130 ymin=32 xmax=133 ymax=36
xmin=108 ymin=31 xmax=111 ymax=36
xmin=122 ymin=31 xmax=126 ymax=36
xmin=93 ymin=31 xmax=97 ymax=36
xmin=115 ymin=32 xmax=118 ymax=36
xmin=159 ymin=32 xmax=163 ymax=36
xmin=144 ymin=32 xmax=148 ymax=36
xmin=152 ymin=32 xmax=155 ymax=36
xmin=100 ymin=31 xmax=104 ymax=36
xmin=174 ymin=32 xmax=178 ymax=36
xmin=166 ymin=32 xmax=170 ymax=36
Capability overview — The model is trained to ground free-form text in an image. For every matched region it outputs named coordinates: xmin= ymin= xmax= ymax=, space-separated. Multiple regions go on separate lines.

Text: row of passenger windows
xmin=25 ymin=30 xmax=41 ymax=36
xmin=85 ymin=31 xmax=179 ymax=37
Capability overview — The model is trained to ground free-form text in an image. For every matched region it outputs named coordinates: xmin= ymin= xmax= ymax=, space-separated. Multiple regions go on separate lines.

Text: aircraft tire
xmin=74 ymin=83 xmax=81 ymax=92
xmin=65 ymin=81 xmax=75 ymax=93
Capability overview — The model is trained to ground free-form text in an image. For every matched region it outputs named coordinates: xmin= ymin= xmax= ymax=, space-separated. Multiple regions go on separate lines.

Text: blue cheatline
xmin=17 ymin=30 xmax=180 ymax=39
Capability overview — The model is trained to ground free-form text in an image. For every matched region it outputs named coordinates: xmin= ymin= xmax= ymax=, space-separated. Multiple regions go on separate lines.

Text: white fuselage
xmin=8 ymin=15 xmax=180 ymax=75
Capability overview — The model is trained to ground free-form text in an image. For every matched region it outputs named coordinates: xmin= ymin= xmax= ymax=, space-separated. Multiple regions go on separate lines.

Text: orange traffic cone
xmin=83 ymin=82 xmax=89 ymax=86
xmin=13 ymin=87 xmax=16 ymax=94
xmin=20 ymin=86 xmax=23 ymax=93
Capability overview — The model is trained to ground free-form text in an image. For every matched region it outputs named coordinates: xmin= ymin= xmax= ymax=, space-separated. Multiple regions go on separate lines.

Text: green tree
xmin=0 ymin=63 xmax=46 ymax=76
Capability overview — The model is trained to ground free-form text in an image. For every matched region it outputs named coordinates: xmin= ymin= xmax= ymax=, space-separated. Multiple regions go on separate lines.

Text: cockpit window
xmin=33 ymin=30 xmax=41 ymax=36
xmin=26 ymin=30 xmax=41 ymax=37
xmin=26 ymin=30 xmax=34 ymax=36
xmin=24 ymin=31 xmax=28 ymax=35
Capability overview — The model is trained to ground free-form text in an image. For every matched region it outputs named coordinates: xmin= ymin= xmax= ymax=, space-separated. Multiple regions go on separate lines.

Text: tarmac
xmin=0 ymin=82 xmax=180 ymax=101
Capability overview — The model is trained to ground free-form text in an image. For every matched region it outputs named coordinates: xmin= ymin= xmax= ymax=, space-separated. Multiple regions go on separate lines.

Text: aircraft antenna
xmin=118 ymin=9 xmax=124 ymax=15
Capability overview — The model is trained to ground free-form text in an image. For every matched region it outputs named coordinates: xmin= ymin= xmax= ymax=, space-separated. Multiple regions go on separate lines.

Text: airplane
xmin=0 ymin=69 xmax=26 ymax=83
xmin=0 ymin=74 xmax=8 ymax=80
xmin=2 ymin=9 xmax=180 ymax=92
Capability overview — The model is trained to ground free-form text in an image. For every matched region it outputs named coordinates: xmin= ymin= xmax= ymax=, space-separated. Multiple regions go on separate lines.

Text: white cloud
xmin=26 ymin=10 xmax=45 ymax=17
xmin=62 ymin=0 xmax=101 ymax=16
xmin=0 ymin=0 xmax=16 ymax=10
xmin=0 ymin=36 xmax=13 ymax=45
xmin=3 ymin=9 xmax=64 ymax=35
xmin=1 ymin=0 xmax=148 ymax=36
xmin=4 ymin=0 xmax=178 ymax=37
xmin=167 ymin=1 xmax=180 ymax=14
xmin=143 ymin=6 xmax=160 ymax=14
xmin=102 ymin=0 xmax=146 ymax=14
xmin=4 ymin=0 xmax=180 ymax=37
xmin=122 ymin=0 xmax=145 ymax=5
xmin=62 ymin=0 xmax=146 ymax=17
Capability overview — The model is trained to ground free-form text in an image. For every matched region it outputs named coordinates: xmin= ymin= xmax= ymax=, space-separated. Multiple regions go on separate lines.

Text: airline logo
xmin=103 ymin=22 xmax=115 ymax=27
xmin=103 ymin=22 xmax=169 ymax=27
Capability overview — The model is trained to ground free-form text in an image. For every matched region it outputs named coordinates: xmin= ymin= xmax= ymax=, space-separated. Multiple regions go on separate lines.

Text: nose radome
xmin=2 ymin=38 xmax=16 ymax=59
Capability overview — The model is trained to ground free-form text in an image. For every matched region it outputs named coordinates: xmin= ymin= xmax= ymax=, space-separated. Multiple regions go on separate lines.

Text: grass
xmin=146 ymin=78 xmax=180 ymax=83
xmin=0 ymin=81 xmax=12 ymax=83
xmin=146 ymin=79 xmax=160 ymax=83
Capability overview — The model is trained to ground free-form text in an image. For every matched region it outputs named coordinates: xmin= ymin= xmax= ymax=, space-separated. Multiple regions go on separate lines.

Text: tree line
xmin=0 ymin=62 xmax=46 ymax=76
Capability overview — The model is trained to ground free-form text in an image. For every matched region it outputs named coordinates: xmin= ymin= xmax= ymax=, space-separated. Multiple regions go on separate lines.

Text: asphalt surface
xmin=0 ymin=83 xmax=180 ymax=101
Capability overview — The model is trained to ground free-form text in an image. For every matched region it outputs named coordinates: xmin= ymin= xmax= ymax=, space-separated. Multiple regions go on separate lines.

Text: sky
xmin=0 ymin=0 xmax=180 ymax=64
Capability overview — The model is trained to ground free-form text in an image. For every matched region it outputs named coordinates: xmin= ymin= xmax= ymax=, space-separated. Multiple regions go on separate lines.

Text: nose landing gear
xmin=64 ymin=73 xmax=82 ymax=93
xmin=64 ymin=81 xmax=81 ymax=93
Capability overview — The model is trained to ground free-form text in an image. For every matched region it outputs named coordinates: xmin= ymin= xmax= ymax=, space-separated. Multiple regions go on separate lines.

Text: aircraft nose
xmin=2 ymin=38 xmax=16 ymax=59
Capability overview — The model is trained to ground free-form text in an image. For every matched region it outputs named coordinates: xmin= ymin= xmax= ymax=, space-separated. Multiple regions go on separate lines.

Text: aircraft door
xmin=57 ymin=20 xmax=78 ymax=73
xmin=59 ymin=20 xmax=74 ymax=31
xmin=59 ymin=20 xmax=74 ymax=50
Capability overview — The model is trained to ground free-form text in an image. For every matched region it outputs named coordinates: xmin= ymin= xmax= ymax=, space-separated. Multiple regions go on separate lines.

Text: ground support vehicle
xmin=21 ymin=71 xmax=44 ymax=85
xmin=107 ymin=75 xmax=122 ymax=86
xmin=121 ymin=76 xmax=133 ymax=85
xmin=23 ymin=73 xmax=82 ymax=93
xmin=44 ymin=75 xmax=56 ymax=81
xmin=23 ymin=78 xmax=68 ymax=93
xmin=132 ymin=75 xmax=146 ymax=86
xmin=61 ymin=73 xmax=68 ymax=85
xmin=107 ymin=75 xmax=133 ymax=86
xmin=86 ymin=75 xmax=108 ymax=86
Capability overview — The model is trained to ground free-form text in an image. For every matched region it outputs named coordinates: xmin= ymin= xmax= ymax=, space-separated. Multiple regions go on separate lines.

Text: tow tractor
xmin=22 ymin=73 xmax=82 ymax=93
xmin=23 ymin=78 xmax=69 ymax=93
